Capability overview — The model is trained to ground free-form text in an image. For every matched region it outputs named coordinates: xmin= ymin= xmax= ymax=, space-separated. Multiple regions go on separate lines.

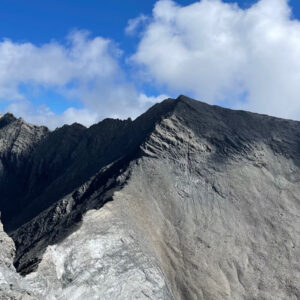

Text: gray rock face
xmin=0 ymin=114 xmax=49 ymax=226
xmin=0 ymin=96 xmax=300 ymax=299
xmin=0 ymin=220 xmax=37 ymax=299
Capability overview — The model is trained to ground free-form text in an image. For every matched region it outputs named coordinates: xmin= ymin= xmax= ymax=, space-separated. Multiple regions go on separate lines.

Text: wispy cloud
xmin=125 ymin=14 xmax=149 ymax=35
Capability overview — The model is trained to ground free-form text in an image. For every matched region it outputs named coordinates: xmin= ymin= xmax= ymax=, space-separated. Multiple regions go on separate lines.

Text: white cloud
xmin=6 ymin=101 xmax=98 ymax=129
xmin=0 ymin=30 xmax=167 ymax=128
xmin=138 ymin=93 xmax=169 ymax=104
xmin=5 ymin=0 xmax=299 ymax=127
xmin=131 ymin=0 xmax=300 ymax=120
xmin=0 ymin=30 xmax=117 ymax=100
xmin=125 ymin=15 xmax=149 ymax=35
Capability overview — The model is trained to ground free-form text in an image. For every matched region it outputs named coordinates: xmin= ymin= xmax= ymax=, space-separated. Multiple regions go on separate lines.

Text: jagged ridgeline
xmin=0 ymin=96 xmax=299 ymax=299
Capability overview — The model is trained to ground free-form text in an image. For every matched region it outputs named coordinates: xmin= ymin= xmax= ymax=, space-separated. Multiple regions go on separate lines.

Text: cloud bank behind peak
xmin=2 ymin=0 xmax=300 ymax=128
xmin=131 ymin=0 xmax=300 ymax=120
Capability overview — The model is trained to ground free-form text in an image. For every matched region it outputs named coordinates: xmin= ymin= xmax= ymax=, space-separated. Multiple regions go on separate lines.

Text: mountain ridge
xmin=0 ymin=95 xmax=299 ymax=299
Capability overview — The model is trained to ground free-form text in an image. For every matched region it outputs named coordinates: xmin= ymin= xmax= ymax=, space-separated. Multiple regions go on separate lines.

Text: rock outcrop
xmin=0 ymin=96 xmax=299 ymax=299
xmin=0 ymin=220 xmax=37 ymax=299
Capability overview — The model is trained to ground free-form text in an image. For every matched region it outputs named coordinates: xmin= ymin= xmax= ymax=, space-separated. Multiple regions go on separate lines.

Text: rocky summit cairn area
xmin=0 ymin=95 xmax=299 ymax=299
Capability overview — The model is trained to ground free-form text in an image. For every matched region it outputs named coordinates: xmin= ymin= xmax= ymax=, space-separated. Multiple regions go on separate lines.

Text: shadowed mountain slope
xmin=0 ymin=96 xmax=299 ymax=299
xmin=0 ymin=98 xmax=176 ymax=231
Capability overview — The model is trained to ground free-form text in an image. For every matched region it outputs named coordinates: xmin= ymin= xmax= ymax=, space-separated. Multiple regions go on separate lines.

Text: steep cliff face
xmin=0 ymin=96 xmax=299 ymax=299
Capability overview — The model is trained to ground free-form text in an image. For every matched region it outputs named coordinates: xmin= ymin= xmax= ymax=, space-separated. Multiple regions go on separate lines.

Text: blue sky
xmin=1 ymin=0 xmax=300 ymax=128
xmin=1 ymin=0 xmax=300 ymax=44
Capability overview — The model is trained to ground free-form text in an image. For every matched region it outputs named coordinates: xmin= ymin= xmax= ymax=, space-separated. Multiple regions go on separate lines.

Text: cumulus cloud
xmin=0 ymin=31 xmax=117 ymax=100
xmin=131 ymin=0 xmax=300 ymax=120
xmin=0 ymin=30 xmax=166 ymax=128
xmin=4 ymin=0 xmax=299 ymax=127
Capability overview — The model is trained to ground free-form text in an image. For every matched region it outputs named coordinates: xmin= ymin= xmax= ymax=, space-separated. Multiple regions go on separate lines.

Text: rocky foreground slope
xmin=0 ymin=96 xmax=299 ymax=299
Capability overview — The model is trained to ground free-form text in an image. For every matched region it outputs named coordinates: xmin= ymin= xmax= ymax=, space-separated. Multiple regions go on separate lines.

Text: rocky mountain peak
xmin=0 ymin=112 xmax=18 ymax=127
xmin=0 ymin=96 xmax=299 ymax=299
